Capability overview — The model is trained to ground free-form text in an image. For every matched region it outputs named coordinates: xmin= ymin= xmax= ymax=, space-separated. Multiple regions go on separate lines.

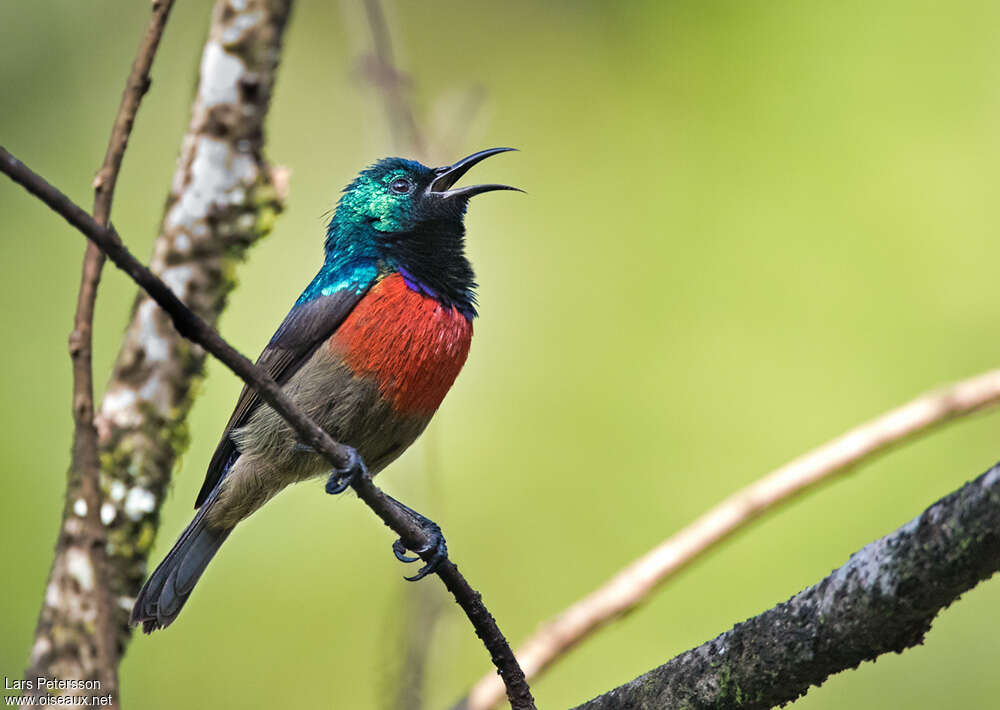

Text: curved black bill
xmin=430 ymin=147 xmax=521 ymax=198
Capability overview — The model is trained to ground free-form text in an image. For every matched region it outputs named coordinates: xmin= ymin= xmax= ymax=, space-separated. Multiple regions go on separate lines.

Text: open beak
xmin=429 ymin=147 xmax=522 ymax=199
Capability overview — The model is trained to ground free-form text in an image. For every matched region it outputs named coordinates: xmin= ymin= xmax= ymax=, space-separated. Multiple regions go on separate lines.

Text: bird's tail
xmin=130 ymin=487 xmax=232 ymax=633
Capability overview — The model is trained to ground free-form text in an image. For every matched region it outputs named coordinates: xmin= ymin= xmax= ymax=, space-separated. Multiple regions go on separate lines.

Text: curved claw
xmin=379 ymin=494 xmax=450 ymax=581
xmin=324 ymin=446 xmax=368 ymax=495
xmin=400 ymin=529 xmax=448 ymax=582
xmin=393 ymin=538 xmax=419 ymax=563
xmin=404 ymin=550 xmax=446 ymax=582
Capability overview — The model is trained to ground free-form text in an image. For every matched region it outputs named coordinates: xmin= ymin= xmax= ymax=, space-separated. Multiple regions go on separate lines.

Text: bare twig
xmin=572 ymin=461 xmax=1000 ymax=709
xmin=88 ymin=0 xmax=291 ymax=667
xmin=27 ymin=0 xmax=292 ymax=694
xmin=0 ymin=146 xmax=537 ymax=710
xmin=28 ymin=1 xmax=175 ymax=702
xmin=357 ymin=0 xmax=487 ymax=170
xmin=462 ymin=369 xmax=1000 ymax=710
xmin=361 ymin=0 xmax=427 ymax=158
xmin=386 ymin=590 xmax=446 ymax=710
xmin=356 ymin=5 xmax=447 ymax=707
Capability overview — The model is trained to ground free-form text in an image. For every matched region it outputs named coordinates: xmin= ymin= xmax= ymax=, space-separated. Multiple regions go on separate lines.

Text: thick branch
xmin=573 ymin=462 xmax=1000 ymax=709
xmin=0 ymin=147 xmax=536 ymax=710
xmin=462 ymin=369 xmax=1000 ymax=710
xmin=51 ymin=0 xmax=291 ymax=677
xmin=29 ymin=1 xmax=175 ymax=702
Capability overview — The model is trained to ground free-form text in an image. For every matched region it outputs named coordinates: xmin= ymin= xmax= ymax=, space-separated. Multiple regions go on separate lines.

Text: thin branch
xmin=361 ymin=0 xmax=427 ymax=158
xmin=572 ymin=461 xmax=1000 ymax=709
xmin=387 ymin=589 xmax=446 ymax=710
xmin=358 ymin=0 xmax=487 ymax=169
xmin=27 ymin=0 xmax=292 ymax=694
xmin=461 ymin=369 xmax=1000 ymax=710
xmin=89 ymin=0 xmax=291 ymax=669
xmin=357 ymin=5 xmax=446 ymax=707
xmin=29 ymin=1 xmax=175 ymax=702
xmin=0 ymin=146 xmax=536 ymax=710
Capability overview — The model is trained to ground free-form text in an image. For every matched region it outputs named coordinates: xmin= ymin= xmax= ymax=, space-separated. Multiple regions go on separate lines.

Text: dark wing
xmin=194 ymin=288 xmax=368 ymax=508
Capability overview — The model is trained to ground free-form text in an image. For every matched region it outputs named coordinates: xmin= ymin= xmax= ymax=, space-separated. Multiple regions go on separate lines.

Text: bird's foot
xmin=324 ymin=446 xmax=368 ymax=495
xmin=388 ymin=505 xmax=448 ymax=582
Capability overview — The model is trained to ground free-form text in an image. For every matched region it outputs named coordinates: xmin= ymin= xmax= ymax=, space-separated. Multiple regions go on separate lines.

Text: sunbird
xmin=131 ymin=148 xmax=518 ymax=632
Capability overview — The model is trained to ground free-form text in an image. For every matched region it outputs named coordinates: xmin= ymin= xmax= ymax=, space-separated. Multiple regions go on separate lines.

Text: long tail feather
xmin=130 ymin=487 xmax=232 ymax=633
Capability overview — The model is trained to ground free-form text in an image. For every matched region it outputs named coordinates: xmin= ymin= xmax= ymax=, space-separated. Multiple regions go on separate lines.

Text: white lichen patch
xmin=138 ymin=371 xmax=171 ymax=411
xmin=173 ymin=232 xmax=192 ymax=255
xmin=236 ymin=212 xmax=256 ymax=232
xmin=73 ymin=498 xmax=87 ymax=517
xmin=100 ymin=502 xmax=116 ymax=526
xmin=137 ymin=300 xmax=171 ymax=363
xmin=65 ymin=548 xmax=95 ymax=591
xmin=221 ymin=11 xmax=262 ymax=45
xmin=110 ymin=480 xmax=127 ymax=502
xmin=165 ymin=136 xmax=257 ymax=233
xmin=161 ymin=264 xmax=195 ymax=301
xmin=124 ymin=487 xmax=157 ymax=521
xmin=818 ymin=522 xmax=918 ymax=617
xmin=64 ymin=517 xmax=84 ymax=537
xmin=198 ymin=42 xmax=243 ymax=108
xmin=45 ymin=581 xmax=61 ymax=608
xmin=30 ymin=636 xmax=52 ymax=663
xmin=99 ymin=386 xmax=140 ymax=428
xmin=983 ymin=465 xmax=1000 ymax=490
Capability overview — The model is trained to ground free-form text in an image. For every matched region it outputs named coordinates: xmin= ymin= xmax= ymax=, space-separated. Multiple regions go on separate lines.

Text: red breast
xmin=329 ymin=273 xmax=473 ymax=416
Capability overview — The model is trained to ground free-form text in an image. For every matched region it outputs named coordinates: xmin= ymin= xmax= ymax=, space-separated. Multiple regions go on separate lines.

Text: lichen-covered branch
xmin=462 ymin=368 xmax=1000 ymax=710
xmin=26 ymin=0 xmax=293 ymax=689
xmin=28 ymin=2 xmax=176 ymax=704
xmin=573 ymin=462 xmax=1000 ymax=710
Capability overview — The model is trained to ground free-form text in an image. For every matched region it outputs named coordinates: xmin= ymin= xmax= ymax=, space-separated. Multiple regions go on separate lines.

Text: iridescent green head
xmin=325 ymin=148 xmax=519 ymax=317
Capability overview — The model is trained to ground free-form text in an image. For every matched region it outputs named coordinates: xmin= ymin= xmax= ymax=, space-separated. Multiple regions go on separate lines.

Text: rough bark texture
xmin=27 ymin=0 xmax=292 ymax=691
xmin=27 ymin=2 xmax=177 ymax=704
xmin=460 ymin=371 xmax=1000 ymax=710
xmin=573 ymin=462 xmax=1000 ymax=710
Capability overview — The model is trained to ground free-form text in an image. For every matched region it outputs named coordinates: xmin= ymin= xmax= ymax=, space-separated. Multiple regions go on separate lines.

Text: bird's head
xmin=326 ymin=147 xmax=519 ymax=317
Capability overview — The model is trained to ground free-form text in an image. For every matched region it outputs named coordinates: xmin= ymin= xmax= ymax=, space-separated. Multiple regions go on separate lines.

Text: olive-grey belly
xmin=208 ymin=344 xmax=430 ymax=528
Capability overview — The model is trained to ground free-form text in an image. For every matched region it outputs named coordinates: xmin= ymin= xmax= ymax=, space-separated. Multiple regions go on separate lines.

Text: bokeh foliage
xmin=3 ymin=1 xmax=1000 ymax=708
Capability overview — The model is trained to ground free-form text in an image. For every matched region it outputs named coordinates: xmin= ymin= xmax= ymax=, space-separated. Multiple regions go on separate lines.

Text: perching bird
xmin=131 ymin=148 xmax=518 ymax=632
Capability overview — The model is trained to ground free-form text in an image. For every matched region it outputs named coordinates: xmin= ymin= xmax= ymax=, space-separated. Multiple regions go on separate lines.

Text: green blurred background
xmin=3 ymin=0 xmax=1000 ymax=707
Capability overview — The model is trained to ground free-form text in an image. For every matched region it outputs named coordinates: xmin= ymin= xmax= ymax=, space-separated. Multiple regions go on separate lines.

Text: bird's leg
xmin=324 ymin=445 xmax=368 ymax=495
xmin=323 ymin=448 xmax=447 ymax=581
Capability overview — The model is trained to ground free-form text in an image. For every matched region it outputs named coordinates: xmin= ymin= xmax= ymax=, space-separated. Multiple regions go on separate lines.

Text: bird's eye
xmin=389 ymin=177 xmax=414 ymax=194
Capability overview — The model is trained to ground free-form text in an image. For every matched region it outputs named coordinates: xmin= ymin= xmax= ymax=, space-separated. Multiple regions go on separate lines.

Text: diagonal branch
xmin=30 ymin=1 xmax=175 ymax=702
xmin=90 ymin=0 xmax=290 ymax=671
xmin=572 ymin=461 xmax=1000 ymax=709
xmin=0 ymin=146 xmax=536 ymax=710
xmin=460 ymin=368 xmax=1000 ymax=710
xmin=27 ymin=2 xmax=293 ymax=697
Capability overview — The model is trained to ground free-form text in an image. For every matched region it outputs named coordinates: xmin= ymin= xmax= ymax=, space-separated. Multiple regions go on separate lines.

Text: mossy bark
xmin=27 ymin=0 xmax=293 ymax=697
xmin=574 ymin=463 xmax=1000 ymax=710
